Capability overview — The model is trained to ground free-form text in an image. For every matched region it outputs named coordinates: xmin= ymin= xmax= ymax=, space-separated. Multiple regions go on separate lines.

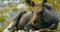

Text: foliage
xmin=0 ymin=20 xmax=13 ymax=32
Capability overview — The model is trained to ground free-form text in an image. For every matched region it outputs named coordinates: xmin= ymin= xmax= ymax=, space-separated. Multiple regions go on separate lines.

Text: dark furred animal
xmin=16 ymin=2 xmax=53 ymax=31
xmin=22 ymin=0 xmax=58 ymax=32
xmin=23 ymin=4 xmax=58 ymax=32
xmin=5 ymin=0 xmax=58 ymax=32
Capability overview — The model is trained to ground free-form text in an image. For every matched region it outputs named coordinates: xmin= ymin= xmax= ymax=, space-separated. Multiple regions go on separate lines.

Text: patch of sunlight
xmin=58 ymin=23 xmax=60 ymax=30
xmin=32 ymin=0 xmax=43 ymax=4
xmin=17 ymin=3 xmax=28 ymax=9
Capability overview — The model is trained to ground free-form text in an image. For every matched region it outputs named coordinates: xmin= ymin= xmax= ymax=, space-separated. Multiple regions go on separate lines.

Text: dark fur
xmin=17 ymin=12 xmax=33 ymax=30
xmin=16 ymin=0 xmax=58 ymax=32
xmin=13 ymin=11 xmax=27 ymax=27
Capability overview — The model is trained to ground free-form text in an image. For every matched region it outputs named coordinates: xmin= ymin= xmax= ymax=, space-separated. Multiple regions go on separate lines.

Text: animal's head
xmin=31 ymin=4 xmax=43 ymax=28
xmin=25 ymin=0 xmax=43 ymax=14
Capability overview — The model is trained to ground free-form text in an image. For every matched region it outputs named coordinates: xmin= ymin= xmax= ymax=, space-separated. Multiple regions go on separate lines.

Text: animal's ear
xmin=25 ymin=0 xmax=35 ymax=7
xmin=43 ymin=0 xmax=47 ymax=3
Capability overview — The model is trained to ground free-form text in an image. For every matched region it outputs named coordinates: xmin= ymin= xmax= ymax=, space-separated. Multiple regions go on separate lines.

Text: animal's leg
xmin=17 ymin=12 xmax=33 ymax=30
xmin=23 ymin=21 xmax=37 ymax=32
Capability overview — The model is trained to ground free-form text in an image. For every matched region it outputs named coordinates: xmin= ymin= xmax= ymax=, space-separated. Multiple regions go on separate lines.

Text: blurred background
xmin=0 ymin=0 xmax=60 ymax=32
